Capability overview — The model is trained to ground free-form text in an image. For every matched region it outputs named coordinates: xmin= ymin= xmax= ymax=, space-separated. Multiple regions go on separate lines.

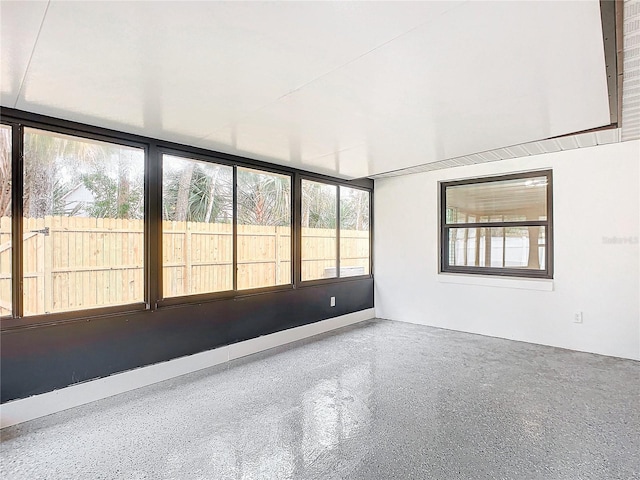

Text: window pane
xmin=445 ymin=176 xmax=548 ymax=224
xmin=448 ymin=226 xmax=546 ymax=270
xmin=340 ymin=186 xmax=370 ymax=277
xmin=237 ymin=167 xmax=291 ymax=289
xmin=162 ymin=154 xmax=233 ymax=297
xmin=301 ymin=180 xmax=337 ymax=281
xmin=0 ymin=125 xmax=11 ymax=316
xmin=23 ymin=128 xmax=144 ymax=315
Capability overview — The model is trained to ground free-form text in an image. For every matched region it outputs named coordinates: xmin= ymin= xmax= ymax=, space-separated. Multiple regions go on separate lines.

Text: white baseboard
xmin=0 ymin=309 xmax=374 ymax=429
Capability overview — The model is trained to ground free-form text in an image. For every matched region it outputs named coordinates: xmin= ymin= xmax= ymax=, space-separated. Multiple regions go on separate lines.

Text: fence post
xmin=44 ymin=216 xmax=52 ymax=314
xmin=185 ymin=221 xmax=192 ymax=295
xmin=0 ymin=216 xmax=11 ymax=315
xmin=275 ymin=226 xmax=281 ymax=285
xmin=35 ymin=217 xmax=45 ymax=314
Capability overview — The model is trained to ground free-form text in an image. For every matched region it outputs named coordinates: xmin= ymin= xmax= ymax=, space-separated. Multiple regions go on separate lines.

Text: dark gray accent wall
xmin=1 ymin=278 xmax=373 ymax=402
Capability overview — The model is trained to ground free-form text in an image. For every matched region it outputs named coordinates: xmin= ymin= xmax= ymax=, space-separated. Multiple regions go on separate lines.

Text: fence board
xmin=0 ymin=216 xmax=11 ymax=316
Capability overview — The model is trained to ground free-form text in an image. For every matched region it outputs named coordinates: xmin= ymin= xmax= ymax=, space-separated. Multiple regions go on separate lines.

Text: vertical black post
xmin=439 ymin=182 xmax=447 ymax=273
xmin=368 ymin=188 xmax=374 ymax=277
xmin=293 ymin=173 xmax=301 ymax=287
xmin=146 ymin=144 xmax=161 ymax=309
xmin=233 ymin=166 xmax=238 ymax=291
xmin=336 ymin=185 xmax=341 ymax=278
xmin=546 ymin=170 xmax=554 ymax=278
xmin=11 ymin=124 xmax=23 ymax=318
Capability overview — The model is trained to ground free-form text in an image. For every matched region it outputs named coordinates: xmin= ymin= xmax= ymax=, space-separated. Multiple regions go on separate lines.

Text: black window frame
xmin=157 ymin=150 xmax=236 ymax=306
xmin=0 ymin=108 xmax=373 ymax=330
xmin=150 ymin=149 xmax=300 ymax=310
xmin=299 ymin=177 xmax=339 ymax=283
xmin=233 ymin=164 xmax=294 ymax=293
xmin=0 ymin=122 xmax=15 ymax=318
xmin=440 ymin=170 xmax=553 ymax=279
xmin=338 ymin=184 xmax=372 ymax=279
xmin=298 ymin=175 xmax=372 ymax=286
xmin=4 ymin=122 xmax=149 ymax=328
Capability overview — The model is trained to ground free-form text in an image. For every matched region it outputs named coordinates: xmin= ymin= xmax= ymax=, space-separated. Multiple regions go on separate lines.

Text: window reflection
xmin=445 ymin=176 xmax=548 ymax=224
xmin=302 ymin=363 xmax=372 ymax=465
xmin=448 ymin=227 xmax=546 ymax=270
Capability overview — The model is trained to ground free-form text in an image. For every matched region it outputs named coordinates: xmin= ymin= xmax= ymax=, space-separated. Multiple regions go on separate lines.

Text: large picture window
xmin=22 ymin=128 xmax=145 ymax=315
xmin=162 ymin=154 xmax=233 ymax=297
xmin=301 ymin=180 xmax=371 ymax=282
xmin=340 ymin=186 xmax=370 ymax=278
xmin=301 ymin=180 xmax=337 ymax=281
xmin=237 ymin=167 xmax=292 ymax=290
xmin=441 ymin=171 xmax=552 ymax=278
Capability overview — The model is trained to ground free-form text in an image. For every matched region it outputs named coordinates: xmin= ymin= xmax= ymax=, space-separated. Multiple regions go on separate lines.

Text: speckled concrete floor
xmin=1 ymin=319 xmax=639 ymax=480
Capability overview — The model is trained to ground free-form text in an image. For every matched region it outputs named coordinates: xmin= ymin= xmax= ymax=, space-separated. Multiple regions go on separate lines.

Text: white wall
xmin=374 ymin=140 xmax=640 ymax=360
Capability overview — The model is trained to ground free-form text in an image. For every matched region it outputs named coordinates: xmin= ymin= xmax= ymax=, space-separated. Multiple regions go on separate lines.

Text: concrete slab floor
xmin=1 ymin=319 xmax=639 ymax=480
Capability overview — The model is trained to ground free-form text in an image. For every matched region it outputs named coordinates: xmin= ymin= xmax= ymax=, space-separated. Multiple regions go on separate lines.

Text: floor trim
xmin=0 ymin=309 xmax=374 ymax=428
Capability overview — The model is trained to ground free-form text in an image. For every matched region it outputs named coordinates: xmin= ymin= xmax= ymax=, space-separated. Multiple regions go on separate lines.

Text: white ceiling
xmin=1 ymin=1 xmax=611 ymax=179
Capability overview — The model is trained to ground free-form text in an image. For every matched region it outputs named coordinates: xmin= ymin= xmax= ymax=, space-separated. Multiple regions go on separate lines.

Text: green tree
xmin=22 ymin=130 xmax=92 ymax=218
xmin=23 ymin=129 xmax=143 ymax=220
xmin=162 ymin=157 xmax=232 ymax=223
xmin=340 ymin=188 xmax=369 ymax=231
xmin=237 ymin=169 xmax=290 ymax=226
xmin=81 ymin=147 xmax=143 ymax=219
xmin=302 ymin=182 xmax=336 ymax=229
xmin=0 ymin=126 xmax=11 ymax=217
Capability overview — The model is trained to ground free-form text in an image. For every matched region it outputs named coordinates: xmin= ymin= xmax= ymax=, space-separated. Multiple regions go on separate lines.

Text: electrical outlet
xmin=574 ymin=311 xmax=583 ymax=323
xmin=330 ymin=296 xmax=336 ymax=307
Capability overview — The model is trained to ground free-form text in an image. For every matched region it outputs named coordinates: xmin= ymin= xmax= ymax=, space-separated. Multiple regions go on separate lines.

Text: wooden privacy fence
xmin=0 ymin=216 xmax=11 ymax=316
xmin=0 ymin=216 xmax=369 ymax=316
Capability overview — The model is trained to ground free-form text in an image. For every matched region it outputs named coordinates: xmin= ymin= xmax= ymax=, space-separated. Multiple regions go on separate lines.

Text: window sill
xmin=438 ymin=273 xmax=554 ymax=291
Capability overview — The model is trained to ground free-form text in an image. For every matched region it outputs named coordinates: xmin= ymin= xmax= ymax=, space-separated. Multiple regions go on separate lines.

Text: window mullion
xmin=147 ymin=143 xmax=161 ymax=309
xmin=336 ymin=185 xmax=340 ymax=278
xmin=232 ymin=166 xmax=238 ymax=292
xmin=445 ymin=220 xmax=548 ymax=229
xmin=12 ymin=124 xmax=23 ymax=318
xmin=293 ymin=173 xmax=301 ymax=287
